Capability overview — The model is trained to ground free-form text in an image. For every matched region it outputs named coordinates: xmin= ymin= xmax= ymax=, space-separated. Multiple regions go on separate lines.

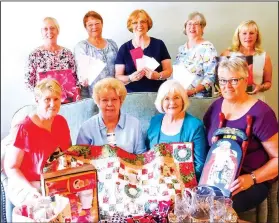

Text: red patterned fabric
xmin=43 ymin=142 xmax=197 ymax=217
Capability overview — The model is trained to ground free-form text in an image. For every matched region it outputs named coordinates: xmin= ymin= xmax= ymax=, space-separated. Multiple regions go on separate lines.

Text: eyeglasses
xmin=86 ymin=22 xmax=101 ymax=28
xmin=132 ymin=20 xmax=147 ymax=26
xmin=218 ymin=77 xmax=244 ymax=85
xmin=187 ymin=22 xmax=201 ymax=27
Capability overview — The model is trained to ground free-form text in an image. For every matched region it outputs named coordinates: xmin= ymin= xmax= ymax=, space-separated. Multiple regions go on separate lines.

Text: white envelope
xmin=136 ymin=55 xmax=160 ymax=71
xmin=76 ymin=54 xmax=106 ymax=85
xmin=172 ymin=64 xmax=196 ymax=89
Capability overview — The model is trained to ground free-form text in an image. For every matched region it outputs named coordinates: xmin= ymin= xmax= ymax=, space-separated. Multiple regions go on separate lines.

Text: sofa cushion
xmin=121 ymin=92 xmax=159 ymax=136
xmin=122 ymin=93 xmax=218 ymax=135
xmin=59 ymin=98 xmax=97 ymax=144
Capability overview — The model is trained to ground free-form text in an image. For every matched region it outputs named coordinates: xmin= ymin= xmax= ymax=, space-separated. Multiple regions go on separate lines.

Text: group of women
xmin=24 ymin=9 xmax=272 ymax=100
xmin=3 ymin=8 xmax=277 ymax=223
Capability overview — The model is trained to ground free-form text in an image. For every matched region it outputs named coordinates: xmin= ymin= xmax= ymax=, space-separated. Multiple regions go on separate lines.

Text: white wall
xmin=1 ymin=2 xmax=278 ymax=138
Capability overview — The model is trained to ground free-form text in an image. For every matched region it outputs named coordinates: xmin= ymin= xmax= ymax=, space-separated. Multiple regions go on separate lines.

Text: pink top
xmin=14 ymin=115 xmax=71 ymax=181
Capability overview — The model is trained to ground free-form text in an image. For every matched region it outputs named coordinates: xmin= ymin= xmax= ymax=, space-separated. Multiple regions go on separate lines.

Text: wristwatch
xmin=250 ymin=171 xmax=257 ymax=185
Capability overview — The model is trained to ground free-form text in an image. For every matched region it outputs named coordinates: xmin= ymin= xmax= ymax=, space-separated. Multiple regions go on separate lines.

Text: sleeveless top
xmin=229 ymin=52 xmax=266 ymax=102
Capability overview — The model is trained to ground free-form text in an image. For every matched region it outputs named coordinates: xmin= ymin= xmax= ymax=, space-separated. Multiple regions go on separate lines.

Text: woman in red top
xmin=4 ymin=78 xmax=71 ymax=206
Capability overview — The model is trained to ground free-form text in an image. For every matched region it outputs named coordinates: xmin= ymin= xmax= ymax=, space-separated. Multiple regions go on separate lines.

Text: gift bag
xmin=12 ymin=195 xmax=71 ymax=222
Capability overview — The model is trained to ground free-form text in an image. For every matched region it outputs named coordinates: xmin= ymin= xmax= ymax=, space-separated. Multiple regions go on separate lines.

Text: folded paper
xmin=76 ymin=54 xmax=106 ymax=85
xmin=172 ymin=64 xmax=196 ymax=89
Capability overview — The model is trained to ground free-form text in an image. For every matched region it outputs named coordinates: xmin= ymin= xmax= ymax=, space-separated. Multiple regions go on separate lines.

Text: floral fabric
xmin=25 ymin=47 xmax=78 ymax=90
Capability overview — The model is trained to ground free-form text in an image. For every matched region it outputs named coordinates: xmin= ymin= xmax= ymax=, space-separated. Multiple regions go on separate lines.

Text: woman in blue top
xmin=76 ymin=77 xmax=146 ymax=154
xmin=146 ymin=80 xmax=207 ymax=179
xmin=115 ymin=9 xmax=172 ymax=92
xmin=74 ymin=11 xmax=118 ymax=98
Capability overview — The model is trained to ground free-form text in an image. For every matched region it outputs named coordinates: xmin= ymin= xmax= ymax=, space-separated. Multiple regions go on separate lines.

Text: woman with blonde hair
xmin=146 ymin=80 xmax=207 ymax=179
xmin=221 ymin=20 xmax=272 ymax=100
xmin=115 ymin=9 xmax=172 ymax=92
xmin=77 ymin=77 xmax=146 ymax=154
xmin=175 ymin=11 xmax=217 ymax=98
xmin=25 ymin=17 xmax=79 ymax=102
xmin=4 ymin=78 xmax=71 ymax=206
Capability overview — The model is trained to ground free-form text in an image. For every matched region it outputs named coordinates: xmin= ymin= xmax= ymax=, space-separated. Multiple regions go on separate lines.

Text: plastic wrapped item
xmin=12 ymin=195 xmax=71 ymax=222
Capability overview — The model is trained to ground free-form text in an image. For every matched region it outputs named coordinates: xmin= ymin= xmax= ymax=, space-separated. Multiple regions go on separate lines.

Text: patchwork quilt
xmin=43 ymin=143 xmax=197 ymax=217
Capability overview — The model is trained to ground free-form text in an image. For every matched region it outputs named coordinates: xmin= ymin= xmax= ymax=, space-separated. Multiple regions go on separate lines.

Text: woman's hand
xmin=249 ymin=84 xmax=262 ymax=94
xmin=129 ymin=70 xmax=146 ymax=82
xmin=26 ymin=187 xmax=42 ymax=200
xmin=143 ymin=67 xmax=160 ymax=80
xmin=80 ymin=78 xmax=89 ymax=87
xmin=187 ymin=88 xmax=197 ymax=96
xmin=230 ymin=174 xmax=254 ymax=196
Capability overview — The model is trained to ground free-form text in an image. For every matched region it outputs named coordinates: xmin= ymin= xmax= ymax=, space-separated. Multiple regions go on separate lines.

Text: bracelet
xmin=250 ymin=171 xmax=257 ymax=185
xmin=158 ymin=73 xmax=163 ymax=80
xmin=128 ymin=75 xmax=132 ymax=83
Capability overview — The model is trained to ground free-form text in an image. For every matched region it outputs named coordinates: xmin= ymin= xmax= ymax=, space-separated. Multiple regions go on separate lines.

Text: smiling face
xmin=36 ymin=90 xmax=61 ymax=119
xmin=99 ymin=88 xmax=121 ymax=119
xmin=218 ymin=68 xmax=247 ymax=101
xmin=131 ymin=13 xmax=149 ymax=36
xmin=162 ymin=92 xmax=184 ymax=116
xmin=41 ymin=19 xmax=59 ymax=44
xmin=85 ymin=17 xmax=103 ymax=38
xmin=238 ymin=25 xmax=258 ymax=49
xmin=185 ymin=16 xmax=204 ymax=38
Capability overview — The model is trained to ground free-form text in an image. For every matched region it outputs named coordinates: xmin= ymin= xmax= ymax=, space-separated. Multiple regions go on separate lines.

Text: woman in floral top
xmin=25 ymin=17 xmax=79 ymax=100
xmin=74 ymin=11 xmax=118 ymax=98
xmin=175 ymin=12 xmax=217 ymax=98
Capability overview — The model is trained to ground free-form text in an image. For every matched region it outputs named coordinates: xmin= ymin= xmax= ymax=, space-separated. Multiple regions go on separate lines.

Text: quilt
xmin=43 ymin=142 xmax=197 ymax=217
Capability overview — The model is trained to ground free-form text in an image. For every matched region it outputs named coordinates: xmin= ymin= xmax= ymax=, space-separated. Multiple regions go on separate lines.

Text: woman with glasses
xmin=175 ymin=12 xmax=217 ymax=98
xmin=76 ymin=77 xmax=146 ymax=154
xmin=74 ymin=11 xmax=118 ymax=98
xmin=221 ymin=20 xmax=272 ymax=102
xmin=115 ymin=9 xmax=172 ymax=92
xmin=146 ymin=80 xmax=207 ymax=181
xmin=25 ymin=17 xmax=79 ymax=103
xmin=203 ymin=57 xmax=278 ymax=218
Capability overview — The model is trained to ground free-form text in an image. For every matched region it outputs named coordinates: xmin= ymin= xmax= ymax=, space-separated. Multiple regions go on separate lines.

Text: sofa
xmin=1 ymin=93 xmax=277 ymax=223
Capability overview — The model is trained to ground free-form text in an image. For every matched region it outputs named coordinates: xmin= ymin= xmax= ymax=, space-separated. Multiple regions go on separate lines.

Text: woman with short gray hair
xmin=203 ymin=56 xmax=278 ymax=214
xmin=146 ymin=80 xmax=207 ymax=180
xmin=175 ymin=11 xmax=217 ymax=98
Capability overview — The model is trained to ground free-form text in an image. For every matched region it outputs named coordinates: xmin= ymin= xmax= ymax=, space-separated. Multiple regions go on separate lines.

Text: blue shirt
xmin=159 ymin=130 xmax=181 ymax=144
xmin=115 ymin=37 xmax=171 ymax=92
xmin=74 ymin=39 xmax=118 ymax=95
xmin=76 ymin=112 xmax=146 ymax=154
xmin=146 ymin=113 xmax=207 ymax=179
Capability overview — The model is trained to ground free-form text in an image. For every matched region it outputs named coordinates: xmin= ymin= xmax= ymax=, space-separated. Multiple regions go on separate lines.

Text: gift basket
xmin=41 ymin=164 xmax=99 ymax=222
xmin=12 ymin=195 xmax=71 ymax=222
